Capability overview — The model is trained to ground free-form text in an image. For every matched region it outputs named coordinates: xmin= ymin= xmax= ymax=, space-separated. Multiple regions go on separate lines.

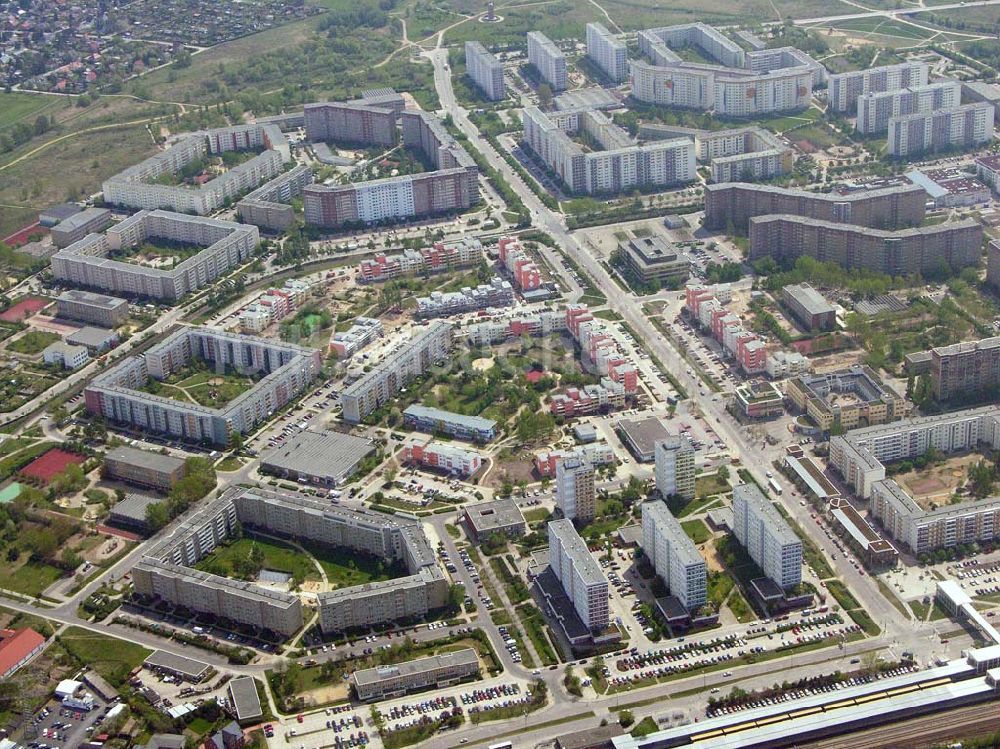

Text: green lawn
xmin=7 ymin=331 xmax=60 ymax=355
xmin=59 ymin=626 xmax=152 ymax=687
xmin=302 ymin=541 xmax=404 ymax=589
xmin=694 ymin=472 xmax=730 ymax=499
xmin=727 ymin=588 xmax=756 ymax=623
xmin=195 ymin=536 xmax=320 ymax=582
xmin=707 ymin=571 xmax=734 ymax=608
xmin=681 ymin=519 xmax=711 ymax=545
xmin=0 ymin=554 xmax=65 ymax=597
xmin=0 ymin=92 xmax=61 ymax=130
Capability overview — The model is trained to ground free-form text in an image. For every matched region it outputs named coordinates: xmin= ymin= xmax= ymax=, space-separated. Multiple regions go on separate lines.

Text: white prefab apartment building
xmin=527 ymin=31 xmax=568 ymax=91
xmin=828 ymin=61 xmax=929 ymax=112
xmin=888 ymin=103 xmax=995 ymax=157
xmin=586 ymin=23 xmax=627 ymax=83
xmin=548 ymin=519 xmax=609 ymax=632
xmin=733 ymin=483 xmax=803 ymax=590
xmin=856 ymin=80 xmax=961 ymax=135
xmin=642 ymin=501 xmax=707 ymax=610
xmin=465 ymin=41 xmax=506 ymax=101
xmin=556 ymin=454 xmax=597 ymax=521
xmin=340 ymin=321 xmax=452 ymax=423
xmin=654 ymin=435 xmax=695 ymax=500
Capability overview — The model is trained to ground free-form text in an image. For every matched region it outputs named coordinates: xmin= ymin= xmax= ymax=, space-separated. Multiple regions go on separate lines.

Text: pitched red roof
xmin=0 ymin=628 xmax=45 ymax=677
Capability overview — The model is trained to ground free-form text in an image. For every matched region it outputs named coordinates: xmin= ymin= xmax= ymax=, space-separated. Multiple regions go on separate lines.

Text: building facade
xmin=55 ymin=290 xmax=129 ymax=327
xmin=104 ymin=446 xmax=187 ymax=491
xmin=928 ymin=337 xmax=1000 ymax=403
xmin=856 ymin=81 xmax=961 ymax=135
xmin=556 ymin=455 xmax=597 ymax=521
xmin=732 ymin=483 xmax=803 ymax=589
xmin=465 ymin=41 xmax=506 ymax=101
xmin=642 ymin=501 xmax=707 ymax=610
xmin=527 ymin=31 xmax=567 ymax=91
xmin=586 ymin=23 xmax=627 ymax=83
xmin=548 ymin=519 xmax=609 ymax=631
xmin=654 ymin=436 xmax=695 ymax=500
xmin=828 ymin=62 xmax=929 ymax=112
xmin=888 ymin=103 xmax=995 ymax=157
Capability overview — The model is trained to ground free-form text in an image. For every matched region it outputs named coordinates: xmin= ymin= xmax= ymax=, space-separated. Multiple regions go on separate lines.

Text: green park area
xmin=59 ymin=626 xmax=152 ymax=687
xmin=7 ymin=331 xmax=60 ymax=355
xmin=140 ymin=361 xmax=260 ymax=409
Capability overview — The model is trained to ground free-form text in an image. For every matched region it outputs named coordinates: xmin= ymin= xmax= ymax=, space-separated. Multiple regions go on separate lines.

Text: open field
xmin=7 ymin=330 xmax=60 ymax=355
xmin=0 ymin=553 xmax=65 ymax=596
xmin=59 ymin=626 xmax=152 ymax=687
xmin=0 ymin=92 xmax=63 ymax=132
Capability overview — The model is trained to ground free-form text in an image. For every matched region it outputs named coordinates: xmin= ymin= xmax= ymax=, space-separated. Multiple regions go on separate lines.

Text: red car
xmin=297 ymin=714 xmax=304 ymax=723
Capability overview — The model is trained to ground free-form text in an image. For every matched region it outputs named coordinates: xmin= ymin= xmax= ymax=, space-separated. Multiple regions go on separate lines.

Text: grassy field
xmin=59 ymin=626 xmax=152 ymax=687
xmin=0 ymin=93 xmax=62 ymax=131
xmin=0 ymin=553 xmax=65 ymax=597
xmin=302 ymin=541 xmax=404 ymax=588
xmin=681 ymin=518 xmax=711 ymax=545
xmin=7 ymin=331 xmax=60 ymax=355
xmin=695 ymin=472 xmax=730 ymax=499
xmin=195 ymin=536 xmax=320 ymax=582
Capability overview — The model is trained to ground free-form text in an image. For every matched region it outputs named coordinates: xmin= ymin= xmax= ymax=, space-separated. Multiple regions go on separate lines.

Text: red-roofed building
xmin=0 ymin=628 xmax=46 ymax=679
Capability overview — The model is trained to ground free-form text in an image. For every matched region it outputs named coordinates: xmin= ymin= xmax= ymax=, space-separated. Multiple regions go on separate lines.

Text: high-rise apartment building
xmin=586 ymin=23 xmax=627 ymax=83
xmin=856 ymin=80 xmax=961 ymax=135
xmin=748 ymin=215 xmax=982 ymax=277
xmin=928 ymin=337 xmax=1000 ymax=403
xmin=703 ymin=182 xmax=926 ymax=232
xmin=340 ymin=321 xmax=452 ymax=423
xmin=548 ymin=519 xmax=609 ymax=631
xmin=828 ymin=61 xmax=929 ymax=112
xmin=888 ymin=103 xmax=995 ymax=157
xmin=642 ymin=501 xmax=707 ymax=611
xmin=527 ymin=31 xmax=568 ymax=91
xmin=732 ymin=483 xmax=803 ymax=590
xmin=654 ymin=436 xmax=695 ymax=500
xmin=303 ymin=100 xmax=400 ymax=146
xmin=465 ymin=41 xmax=506 ymax=101
xmin=556 ymin=455 xmax=597 ymax=521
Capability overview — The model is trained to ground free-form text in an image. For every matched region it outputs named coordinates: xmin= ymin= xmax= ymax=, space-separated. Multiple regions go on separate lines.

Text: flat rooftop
xmin=109 ymin=493 xmax=163 ymax=523
xmin=227 ymin=676 xmax=263 ymax=721
xmin=143 ymin=650 xmax=210 ymax=680
xmin=260 ymin=429 xmax=374 ymax=483
xmin=465 ymin=498 xmax=526 ymax=532
xmin=352 ymin=648 xmax=479 ymax=686
xmin=616 ymin=416 xmax=671 ymax=460
xmin=106 ymin=446 xmax=186 ymax=474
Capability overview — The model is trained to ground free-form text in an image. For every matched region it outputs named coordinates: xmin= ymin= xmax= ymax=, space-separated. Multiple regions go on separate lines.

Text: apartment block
xmin=549 ymin=381 xmax=627 ymax=418
xmin=465 ymin=41 xmax=505 ymax=101
xmin=466 ymin=308 xmax=566 ymax=345
xmin=85 ymin=327 xmax=321 ymax=445
xmin=586 ymin=23 xmax=627 ymax=83
xmin=642 ymin=501 xmax=707 ymax=610
xmin=786 ymin=365 xmax=905 ymax=432
xmin=352 ymin=649 xmax=479 ymax=702
xmin=976 ymin=154 xmax=1000 ymax=193
xmin=303 ymin=99 xmax=400 ymax=146
xmin=748 ymin=215 xmax=982 ymax=276
xmin=50 ymin=208 xmax=112 ymax=249
xmin=548 ymin=519 xmax=609 ymax=631
xmin=732 ymin=483 xmax=803 ymax=590
xmin=703 ymin=182 xmax=926 ymax=231
xmin=401 ymin=437 xmax=484 ymax=477
xmin=556 ymin=455 xmax=597 ymax=521
xmin=359 ymin=238 xmax=483 ymax=282
xmin=329 ymin=317 xmax=383 ymax=359
xmin=51 ymin=210 xmax=259 ymax=302
xmin=104 ymin=446 xmax=187 ymax=491
xmin=527 ymin=31 xmax=567 ymax=91
xmin=497 ymin=236 xmax=542 ymax=290
xmin=402 ymin=404 xmax=497 ymax=443
xmin=340 ymin=321 xmax=452 ymax=423
xmin=415 ymin=277 xmax=514 ymax=318
xmin=928 ymin=336 xmax=1000 ymax=403
xmin=745 ymin=45 xmax=826 ymax=88
xmin=888 ymin=103 xmax=995 ymax=157
xmin=654 ymin=435 xmax=695 ymax=500
xmin=781 ymin=283 xmax=836 ymax=332
xmin=856 ymin=80 xmax=961 ymax=135
xmin=236 ymin=165 xmax=313 ymax=232
xmin=535 ymin=443 xmax=615 ymax=477
xmin=103 ymin=122 xmax=289 ymax=215
xmin=521 ymin=106 xmax=695 ymax=195
xmin=829 ymin=406 xmax=1000 ymax=499
xmin=56 ymin=290 xmax=128 ymax=327
xmin=828 ymin=61 xmax=929 ymax=112
xmin=638 ymin=23 xmax=745 ymax=68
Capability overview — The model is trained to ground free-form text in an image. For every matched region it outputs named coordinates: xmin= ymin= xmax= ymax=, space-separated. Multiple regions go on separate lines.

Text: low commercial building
xmin=260 ymin=429 xmax=374 ymax=487
xmin=733 ymin=381 xmax=784 ymax=420
xmin=351 ymin=649 xmax=480 ymax=701
xmin=65 ymin=326 xmax=120 ymax=354
xmin=907 ymin=168 xmax=991 ymax=209
xmin=227 ymin=676 xmax=263 ymax=722
xmin=340 ymin=321 xmax=452 ymax=423
xmin=50 ymin=207 xmax=112 ymax=249
xmin=784 ymin=456 xmax=839 ymax=501
xmin=401 ymin=437 xmax=484 ymax=477
xmin=616 ymin=416 xmax=671 ymax=462
xmin=329 ymin=317 xmax=383 ymax=359
xmin=107 ymin=493 xmax=163 ymax=534
xmin=463 ymin=498 xmax=527 ymax=541
xmin=618 ymin=236 xmax=690 ymax=287
xmin=785 ymin=366 xmax=905 ymax=432
xmin=781 ymin=283 xmax=835 ymax=332
xmin=104 ymin=446 xmax=187 ymax=491
xmin=403 ymin=404 xmax=497 ymax=443
xmin=56 ymin=290 xmax=129 ymax=327
xmin=143 ymin=650 xmax=211 ymax=683
xmin=828 ymin=497 xmax=898 ymax=567
xmin=42 ymin=342 xmax=89 ymax=370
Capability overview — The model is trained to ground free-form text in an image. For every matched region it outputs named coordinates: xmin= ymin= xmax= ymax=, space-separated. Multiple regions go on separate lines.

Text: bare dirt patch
xmin=896 ymin=452 xmax=986 ymax=510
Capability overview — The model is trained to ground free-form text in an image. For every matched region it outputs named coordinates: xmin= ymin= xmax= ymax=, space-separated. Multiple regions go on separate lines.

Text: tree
xmin=538 ymin=83 xmax=553 ymax=109
xmin=145 ymin=502 xmax=170 ymax=531
xmin=619 ymin=709 xmax=635 ymax=728
xmin=229 ymin=431 xmax=244 ymax=453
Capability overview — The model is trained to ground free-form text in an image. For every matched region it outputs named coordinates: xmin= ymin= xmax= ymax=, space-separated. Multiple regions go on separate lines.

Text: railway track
xmin=799 ymin=700 xmax=1000 ymax=749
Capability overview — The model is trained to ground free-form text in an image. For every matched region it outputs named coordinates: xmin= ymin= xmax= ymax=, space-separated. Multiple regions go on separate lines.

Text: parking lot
xmin=21 ymin=693 xmax=114 ymax=749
